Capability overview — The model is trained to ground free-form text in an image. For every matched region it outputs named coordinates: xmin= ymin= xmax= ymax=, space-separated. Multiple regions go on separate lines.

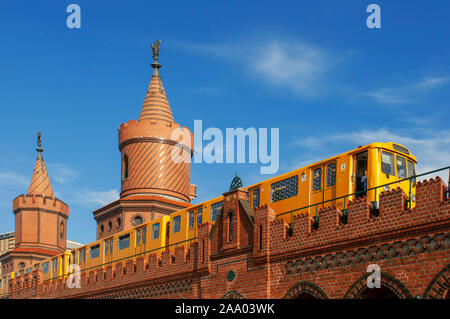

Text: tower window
xmin=228 ymin=211 xmax=233 ymax=242
xmin=60 ymin=222 xmax=64 ymax=239
xmin=123 ymin=154 xmax=129 ymax=180
xmin=133 ymin=216 xmax=143 ymax=226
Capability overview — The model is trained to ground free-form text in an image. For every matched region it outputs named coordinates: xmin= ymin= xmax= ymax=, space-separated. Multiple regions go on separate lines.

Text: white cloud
xmin=172 ymin=38 xmax=334 ymax=98
xmin=47 ymin=163 xmax=78 ymax=184
xmin=363 ymin=76 xmax=449 ymax=105
xmin=69 ymin=189 xmax=120 ymax=209
xmin=0 ymin=172 xmax=29 ymax=188
xmin=290 ymin=128 xmax=450 ymax=176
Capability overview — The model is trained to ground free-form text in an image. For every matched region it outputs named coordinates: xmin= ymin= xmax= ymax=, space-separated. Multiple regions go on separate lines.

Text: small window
xmin=90 ymin=245 xmax=100 ymax=259
xmin=105 ymin=240 xmax=109 ymax=255
xmin=133 ymin=216 xmax=143 ymax=226
xmin=60 ymin=222 xmax=64 ymax=239
xmin=252 ymin=189 xmax=260 ymax=209
xmin=152 ymin=223 xmax=160 ymax=239
xmin=26 ymin=267 xmax=32 ymax=274
xmin=18 ymin=262 xmax=25 ymax=269
xmin=52 ymin=259 xmax=58 ymax=272
xmin=393 ymin=144 xmax=410 ymax=155
xmin=34 ymin=264 xmax=40 ymax=271
xmin=173 ymin=216 xmax=181 ymax=233
xmin=19 ymin=270 xmax=24 ymax=277
xmin=312 ymin=168 xmax=322 ymax=191
xmin=326 ymin=163 xmax=336 ymax=187
xmin=210 ymin=202 xmax=223 ymax=221
xmin=107 ymin=221 xmax=112 ymax=232
xmin=123 ymin=154 xmax=129 ymax=179
xmin=228 ymin=211 xmax=233 ymax=242
xmin=116 ymin=218 xmax=121 ymax=229
xmin=381 ymin=151 xmax=395 ymax=176
xmin=136 ymin=229 xmax=141 ymax=245
xmin=271 ymin=175 xmax=299 ymax=202
xmin=189 ymin=211 xmax=195 ymax=229
xmin=397 ymin=155 xmax=407 ymax=179
xmin=408 ymin=160 xmax=416 ymax=185
xmin=118 ymin=234 xmax=130 ymax=250
xmin=142 ymin=227 xmax=146 ymax=243
xmin=197 ymin=209 xmax=203 ymax=225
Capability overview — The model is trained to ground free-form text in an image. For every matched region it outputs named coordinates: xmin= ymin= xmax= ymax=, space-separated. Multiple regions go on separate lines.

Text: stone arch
xmin=423 ymin=264 xmax=450 ymax=299
xmin=344 ymin=271 xmax=413 ymax=299
xmin=283 ymin=281 xmax=329 ymax=299
xmin=221 ymin=290 xmax=245 ymax=299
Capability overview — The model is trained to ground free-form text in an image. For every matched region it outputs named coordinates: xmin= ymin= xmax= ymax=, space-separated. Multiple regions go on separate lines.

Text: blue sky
xmin=0 ymin=0 xmax=449 ymax=244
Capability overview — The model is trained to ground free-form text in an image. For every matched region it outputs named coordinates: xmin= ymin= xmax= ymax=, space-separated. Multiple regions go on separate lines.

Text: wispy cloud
xmin=172 ymin=37 xmax=336 ymax=98
xmin=47 ymin=163 xmax=78 ymax=184
xmin=0 ymin=172 xmax=29 ymax=188
xmin=65 ymin=189 xmax=120 ymax=209
xmin=291 ymin=128 xmax=450 ymax=175
xmin=363 ymin=76 xmax=449 ymax=105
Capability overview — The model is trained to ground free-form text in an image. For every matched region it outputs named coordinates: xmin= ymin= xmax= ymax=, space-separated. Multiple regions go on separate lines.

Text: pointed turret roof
xmin=27 ymin=133 xmax=54 ymax=198
xmin=139 ymin=40 xmax=174 ymax=124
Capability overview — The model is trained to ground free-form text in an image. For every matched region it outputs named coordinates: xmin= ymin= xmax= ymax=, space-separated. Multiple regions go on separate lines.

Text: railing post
xmin=342 ymin=195 xmax=347 ymax=224
xmin=408 ymin=178 xmax=412 ymax=209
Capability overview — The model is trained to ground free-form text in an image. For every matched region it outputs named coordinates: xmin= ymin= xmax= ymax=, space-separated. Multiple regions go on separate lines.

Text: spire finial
xmin=36 ymin=132 xmax=43 ymax=158
xmin=151 ymin=40 xmax=162 ymax=71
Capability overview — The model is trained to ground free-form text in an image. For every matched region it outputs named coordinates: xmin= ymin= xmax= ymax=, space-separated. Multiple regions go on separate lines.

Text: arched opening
xmin=344 ymin=271 xmax=412 ymax=299
xmin=360 ymin=286 xmax=399 ymax=299
xmin=423 ymin=264 xmax=450 ymax=299
xmin=283 ymin=281 xmax=329 ymax=299
xmin=222 ymin=290 xmax=245 ymax=299
xmin=294 ymin=292 xmax=318 ymax=299
xmin=123 ymin=154 xmax=129 ymax=180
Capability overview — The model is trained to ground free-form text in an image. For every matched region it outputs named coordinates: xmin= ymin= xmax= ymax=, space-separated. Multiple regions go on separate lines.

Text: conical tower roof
xmin=139 ymin=40 xmax=174 ymax=123
xmin=27 ymin=133 xmax=54 ymax=198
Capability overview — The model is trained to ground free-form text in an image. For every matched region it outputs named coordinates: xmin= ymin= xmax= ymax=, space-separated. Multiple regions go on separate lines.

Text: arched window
xmin=228 ymin=211 xmax=233 ymax=242
xmin=60 ymin=222 xmax=64 ymax=239
xmin=123 ymin=154 xmax=129 ymax=179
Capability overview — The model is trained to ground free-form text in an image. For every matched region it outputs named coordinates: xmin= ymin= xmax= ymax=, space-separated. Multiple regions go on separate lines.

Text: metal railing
xmin=276 ymin=166 xmax=450 ymax=232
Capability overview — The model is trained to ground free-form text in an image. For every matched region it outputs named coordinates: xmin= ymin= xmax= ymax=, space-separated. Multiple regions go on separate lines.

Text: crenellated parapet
xmin=13 ymin=194 xmax=69 ymax=217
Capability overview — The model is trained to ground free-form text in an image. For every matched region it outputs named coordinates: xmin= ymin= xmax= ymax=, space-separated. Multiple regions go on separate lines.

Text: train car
xmin=248 ymin=142 xmax=417 ymax=223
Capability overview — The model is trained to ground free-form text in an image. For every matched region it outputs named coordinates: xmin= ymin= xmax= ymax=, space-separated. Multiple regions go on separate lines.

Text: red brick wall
xmin=9 ymin=178 xmax=450 ymax=299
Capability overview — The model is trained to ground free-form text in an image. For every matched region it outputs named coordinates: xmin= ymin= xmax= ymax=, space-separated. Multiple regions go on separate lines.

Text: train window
xmin=271 ymin=175 xmax=299 ymax=202
xmin=19 ymin=270 xmax=24 ymax=277
xmin=142 ymin=227 xmax=146 ymax=243
xmin=109 ymin=239 xmax=113 ymax=254
xmin=381 ymin=151 xmax=395 ymax=176
xmin=152 ymin=223 xmax=160 ymax=239
xmin=105 ymin=240 xmax=109 ymax=255
xmin=90 ymin=245 xmax=100 ymax=259
xmin=52 ymin=259 xmax=58 ymax=272
xmin=197 ymin=209 xmax=203 ymax=225
xmin=393 ymin=144 xmax=410 ymax=155
xmin=397 ymin=156 xmax=407 ymax=179
xmin=136 ymin=229 xmax=141 ymax=245
xmin=253 ymin=189 xmax=260 ymax=209
xmin=26 ymin=268 xmax=32 ymax=274
xmin=189 ymin=211 xmax=195 ymax=229
xmin=34 ymin=264 xmax=40 ymax=271
xmin=83 ymin=248 xmax=86 ymax=263
xmin=118 ymin=234 xmax=130 ymax=250
xmin=173 ymin=216 xmax=181 ymax=233
xmin=313 ymin=168 xmax=322 ymax=191
xmin=326 ymin=163 xmax=336 ymax=187
xmin=210 ymin=202 xmax=223 ymax=221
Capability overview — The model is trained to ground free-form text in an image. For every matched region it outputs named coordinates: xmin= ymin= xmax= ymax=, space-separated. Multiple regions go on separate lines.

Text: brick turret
xmin=0 ymin=134 xmax=69 ymax=274
xmin=93 ymin=41 xmax=197 ymax=239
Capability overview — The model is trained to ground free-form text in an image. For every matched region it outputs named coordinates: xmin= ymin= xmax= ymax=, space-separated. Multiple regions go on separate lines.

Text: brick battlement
xmin=12 ymin=194 xmax=69 ymax=216
xmin=9 ymin=177 xmax=450 ymax=299
xmin=118 ymin=119 xmax=193 ymax=149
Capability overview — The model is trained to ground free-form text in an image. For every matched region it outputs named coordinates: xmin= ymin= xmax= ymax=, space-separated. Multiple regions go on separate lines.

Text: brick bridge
xmin=9 ymin=177 xmax=450 ymax=299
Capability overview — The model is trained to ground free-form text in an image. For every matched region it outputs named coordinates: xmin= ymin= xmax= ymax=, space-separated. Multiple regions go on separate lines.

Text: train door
xmin=354 ymin=151 xmax=368 ymax=198
xmin=164 ymin=221 xmax=170 ymax=250
xmin=104 ymin=237 xmax=114 ymax=265
xmin=324 ymin=162 xmax=337 ymax=206
xmin=134 ymin=226 xmax=147 ymax=256
xmin=310 ymin=165 xmax=324 ymax=213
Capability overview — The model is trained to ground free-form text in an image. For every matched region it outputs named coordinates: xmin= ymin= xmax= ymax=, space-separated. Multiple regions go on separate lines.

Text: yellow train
xmin=0 ymin=142 xmax=417 ymax=295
